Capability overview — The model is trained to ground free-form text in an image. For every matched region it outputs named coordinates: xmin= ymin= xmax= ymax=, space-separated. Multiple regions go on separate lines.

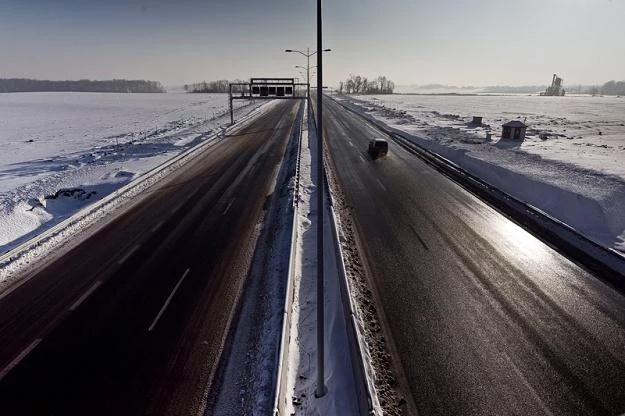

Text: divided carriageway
xmin=2 ymin=94 xmax=625 ymax=416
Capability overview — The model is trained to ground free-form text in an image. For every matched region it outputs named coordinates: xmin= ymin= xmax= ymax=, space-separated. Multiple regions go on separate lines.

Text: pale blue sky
xmin=1 ymin=0 xmax=623 ymax=87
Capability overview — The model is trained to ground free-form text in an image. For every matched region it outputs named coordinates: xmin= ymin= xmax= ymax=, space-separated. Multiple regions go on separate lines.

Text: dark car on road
xmin=368 ymin=139 xmax=389 ymax=159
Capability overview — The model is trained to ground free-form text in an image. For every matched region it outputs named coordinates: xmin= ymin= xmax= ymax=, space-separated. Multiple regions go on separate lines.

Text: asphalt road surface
xmin=323 ymin=97 xmax=625 ymax=416
xmin=0 ymin=100 xmax=300 ymax=415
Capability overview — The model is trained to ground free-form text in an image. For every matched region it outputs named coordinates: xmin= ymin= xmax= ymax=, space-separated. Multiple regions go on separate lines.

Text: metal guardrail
xmin=327 ymin=202 xmax=380 ymax=415
xmin=274 ymin=97 xmax=378 ymax=414
xmin=331 ymin=96 xmax=625 ymax=291
xmin=309 ymin=98 xmax=378 ymax=415
xmin=0 ymin=103 xmax=268 ymax=293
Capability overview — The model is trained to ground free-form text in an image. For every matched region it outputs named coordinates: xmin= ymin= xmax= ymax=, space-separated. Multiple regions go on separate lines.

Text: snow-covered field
xmin=337 ymin=94 xmax=625 ymax=253
xmin=0 ymin=92 xmax=260 ymax=254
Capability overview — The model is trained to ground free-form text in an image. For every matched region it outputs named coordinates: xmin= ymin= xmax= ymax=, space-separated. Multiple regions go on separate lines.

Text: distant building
xmin=502 ymin=120 xmax=527 ymax=140
xmin=541 ymin=74 xmax=566 ymax=96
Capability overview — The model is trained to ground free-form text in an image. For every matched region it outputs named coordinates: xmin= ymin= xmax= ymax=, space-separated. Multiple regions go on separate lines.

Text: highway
xmin=0 ymin=100 xmax=301 ymax=415
xmin=322 ymin=97 xmax=625 ymax=416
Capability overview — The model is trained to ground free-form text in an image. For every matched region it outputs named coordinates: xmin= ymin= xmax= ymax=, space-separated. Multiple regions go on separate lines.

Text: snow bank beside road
xmin=0 ymin=99 xmax=273 ymax=294
xmin=0 ymin=92 xmax=262 ymax=254
xmin=336 ymin=94 xmax=625 ymax=253
xmin=0 ymin=173 xmax=135 ymax=249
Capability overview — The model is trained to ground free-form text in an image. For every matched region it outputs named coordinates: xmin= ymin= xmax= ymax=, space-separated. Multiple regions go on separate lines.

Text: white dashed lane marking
xmin=69 ymin=280 xmax=103 ymax=312
xmin=222 ymin=200 xmax=234 ymax=216
xmin=0 ymin=338 xmax=42 ymax=382
xmin=117 ymin=244 xmax=140 ymax=265
xmin=148 ymin=268 xmax=190 ymax=332
xmin=376 ymin=179 xmax=387 ymax=191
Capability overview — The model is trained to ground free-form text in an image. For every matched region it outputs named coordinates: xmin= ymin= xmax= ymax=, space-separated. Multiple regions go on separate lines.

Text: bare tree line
xmin=0 ymin=78 xmax=165 ymax=93
xmin=547 ymin=80 xmax=625 ymax=96
xmin=338 ymin=74 xmax=395 ymax=95
xmin=185 ymin=80 xmax=247 ymax=93
xmin=596 ymin=80 xmax=625 ymax=96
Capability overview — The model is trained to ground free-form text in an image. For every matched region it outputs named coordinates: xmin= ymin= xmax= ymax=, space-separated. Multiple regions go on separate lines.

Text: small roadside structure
xmin=471 ymin=116 xmax=483 ymax=125
xmin=501 ymin=120 xmax=527 ymax=140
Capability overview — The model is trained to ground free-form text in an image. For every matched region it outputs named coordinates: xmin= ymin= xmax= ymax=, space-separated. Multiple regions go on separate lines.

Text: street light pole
xmin=284 ymin=40 xmax=331 ymax=400
xmin=315 ymin=0 xmax=326 ymax=399
xmin=307 ymin=47 xmax=310 ymax=99
xmin=296 ymin=65 xmax=317 ymax=97
xmin=285 ymin=48 xmax=330 ymax=99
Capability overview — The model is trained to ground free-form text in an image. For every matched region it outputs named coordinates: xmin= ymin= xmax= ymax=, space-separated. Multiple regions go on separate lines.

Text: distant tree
xmin=185 ymin=79 xmax=250 ymax=94
xmin=230 ymin=79 xmax=248 ymax=94
xmin=353 ymin=75 xmax=363 ymax=93
xmin=377 ymin=76 xmax=386 ymax=93
xmin=588 ymin=85 xmax=600 ymax=96
xmin=600 ymin=80 xmax=625 ymax=96
xmin=342 ymin=74 xmax=394 ymax=94
xmin=345 ymin=78 xmax=355 ymax=94
xmin=0 ymin=78 xmax=165 ymax=93
xmin=375 ymin=76 xmax=395 ymax=94
xmin=482 ymin=85 xmax=547 ymax=94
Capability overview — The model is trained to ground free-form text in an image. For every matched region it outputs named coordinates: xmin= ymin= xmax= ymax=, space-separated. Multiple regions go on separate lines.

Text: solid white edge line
xmin=222 ymin=200 xmax=234 ymax=216
xmin=117 ymin=244 xmax=141 ymax=265
xmin=0 ymin=338 xmax=42 ymax=382
xmin=148 ymin=268 xmax=190 ymax=332
xmin=69 ymin=280 xmax=103 ymax=312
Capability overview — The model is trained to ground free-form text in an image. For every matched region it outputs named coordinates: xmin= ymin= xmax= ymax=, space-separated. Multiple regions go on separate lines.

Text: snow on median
xmin=282 ymin=102 xmax=361 ymax=415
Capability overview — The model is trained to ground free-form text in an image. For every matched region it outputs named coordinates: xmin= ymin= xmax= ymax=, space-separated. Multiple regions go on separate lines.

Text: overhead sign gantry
xmin=228 ymin=77 xmax=308 ymax=124
xmin=251 ymin=78 xmax=294 ymax=97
